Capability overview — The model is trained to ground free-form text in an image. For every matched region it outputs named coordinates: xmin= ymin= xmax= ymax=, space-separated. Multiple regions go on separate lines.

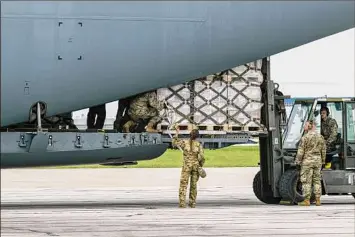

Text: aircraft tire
xmin=253 ymin=170 xmax=282 ymax=204
xmin=279 ymin=169 xmax=316 ymax=204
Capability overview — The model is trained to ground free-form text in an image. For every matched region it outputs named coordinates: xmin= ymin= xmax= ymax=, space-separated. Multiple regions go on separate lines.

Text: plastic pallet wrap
xmin=193 ymin=79 xmax=229 ymax=125
xmin=157 ymin=59 xmax=264 ymax=130
xmin=193 ymin=60 xmax=264 ymax=128
xmin=157 ymin=83 xmax=191 ymax=125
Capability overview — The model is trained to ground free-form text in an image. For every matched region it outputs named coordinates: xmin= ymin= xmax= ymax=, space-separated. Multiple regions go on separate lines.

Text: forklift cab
xmin=272 ymin=97 xmax=355 ymax=203
xmin=252 ymin=62 xmax=355 ymax=205
xmin=283 ymin=97 xmax=355 ymax=170
xmin=253 ymin=60 xmax=355 ymax=204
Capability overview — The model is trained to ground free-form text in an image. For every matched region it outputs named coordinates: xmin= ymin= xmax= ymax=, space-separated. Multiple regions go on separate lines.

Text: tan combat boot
xmin=315 ymin=197 xmax=321 ymax=206
xmin=146 ymin=122 xmax=159 ymax=133
xmin=179 ymin=201 xmax=186 ymax=208
xmin=298 ymin=199 xmax=310 ymax=206
xmin=123 ymin=121 xmax=135 ymax=133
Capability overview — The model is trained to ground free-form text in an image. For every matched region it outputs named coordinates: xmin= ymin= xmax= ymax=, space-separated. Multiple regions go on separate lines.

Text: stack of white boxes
xmin=193 ymin=79 xmax=228 ymax=125
xmin=228 ymin=63 xmax=264 ymax=127
xmin=157 ymin=83 xmax=191 ymax=125
xmin=156 ymin=59 xmax=264 ymax=130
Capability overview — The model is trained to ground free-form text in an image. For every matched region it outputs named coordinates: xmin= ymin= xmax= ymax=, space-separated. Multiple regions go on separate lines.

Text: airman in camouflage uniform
xmin=172 ymin=128 xmax=205 ymax=208
xmin=320 ymin=106 xmax=338 ymax=169
xmin=295 ymin=120 xmax=326 ymax=206
xmin=123 ymin=91 xmax=166 ymax=133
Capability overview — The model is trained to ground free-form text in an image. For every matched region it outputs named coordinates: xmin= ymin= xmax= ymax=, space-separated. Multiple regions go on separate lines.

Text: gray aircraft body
xmin=1 ymin=1 xmax=354 ymax=168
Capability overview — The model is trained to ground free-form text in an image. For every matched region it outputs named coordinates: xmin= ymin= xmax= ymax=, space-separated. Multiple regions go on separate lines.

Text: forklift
xmin=253 ymin=58 xmax=355 ymax=204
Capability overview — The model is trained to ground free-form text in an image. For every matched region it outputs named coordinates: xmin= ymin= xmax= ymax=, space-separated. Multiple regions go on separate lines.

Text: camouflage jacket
xmin=172 ymin=137 xmax=205 ymax=167
xmin=129 ymin=91 xmax=165 ymax=112
xmin=321 ymin=117 xmax=338 ymax=147
xmin=295 ymin=131 xmax=326 ymax=166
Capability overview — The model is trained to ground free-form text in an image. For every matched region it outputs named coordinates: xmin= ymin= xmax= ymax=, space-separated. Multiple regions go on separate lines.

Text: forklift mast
xmin=259 ymin=57 xmax=289 ymax=199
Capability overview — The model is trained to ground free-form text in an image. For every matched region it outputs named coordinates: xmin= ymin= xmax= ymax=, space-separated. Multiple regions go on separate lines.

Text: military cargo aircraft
xmin=1 ymin=1 xmax=354 ymax=168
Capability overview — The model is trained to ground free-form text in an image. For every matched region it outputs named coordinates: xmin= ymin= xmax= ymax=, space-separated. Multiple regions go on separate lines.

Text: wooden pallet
xmin=157 ymin=124 xmax=195 ymax=131
xmin=157 ymin=123 xmax=263 ymax=132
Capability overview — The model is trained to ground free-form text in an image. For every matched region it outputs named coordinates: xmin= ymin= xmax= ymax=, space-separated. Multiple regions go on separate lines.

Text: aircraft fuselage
xmin=1 ymin=1 xmax=354 ymax=127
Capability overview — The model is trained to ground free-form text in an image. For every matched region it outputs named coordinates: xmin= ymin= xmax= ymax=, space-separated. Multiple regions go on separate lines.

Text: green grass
xmin=50 ymin=146 xmax=260 ymax=169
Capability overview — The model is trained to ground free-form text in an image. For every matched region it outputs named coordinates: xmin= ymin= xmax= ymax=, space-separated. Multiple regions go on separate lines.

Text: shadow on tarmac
xmin=2 ymin=198 xmax=354 ymax=210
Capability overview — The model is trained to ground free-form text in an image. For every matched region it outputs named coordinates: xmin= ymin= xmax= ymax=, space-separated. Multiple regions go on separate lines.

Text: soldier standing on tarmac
xmin=295 ymin=119 xmax=326 ymax=206
xmin=172 ymin=127 xmax=205 ymax=208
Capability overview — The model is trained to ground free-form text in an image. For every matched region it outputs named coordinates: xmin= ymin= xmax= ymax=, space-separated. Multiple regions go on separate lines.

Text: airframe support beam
xmin=26 ymin=102 xmax=51 ymax=153
xmin=0 ymin=132 xmax=167 ymax=168
xmin=259 ymin=57 xmax=288 ymax=198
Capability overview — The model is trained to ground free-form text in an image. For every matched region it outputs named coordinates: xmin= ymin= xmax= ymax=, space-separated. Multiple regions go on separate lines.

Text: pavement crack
xmin=28 ymin=228 xmax=60 ymax=236
xmin=3 ymin=227 xmax=60 ymax=236
xmin=126 ymin=213 xmax=144 ymax=217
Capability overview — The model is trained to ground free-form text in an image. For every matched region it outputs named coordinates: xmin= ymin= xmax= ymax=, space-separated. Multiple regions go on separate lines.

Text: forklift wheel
xmin=279 ymin=169 xmax=315 ymax=204
xmin=253 ymin=171 xmax=282 ymax=204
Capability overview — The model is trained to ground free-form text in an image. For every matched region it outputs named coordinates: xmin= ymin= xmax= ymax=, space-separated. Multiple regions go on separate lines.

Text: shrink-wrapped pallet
xmin=227 ymin=60 xmax=264 ymax=126
xmin=193 ymin=79 xmax=228 ymax=125
xmin=157 ymin=84 xmax=191 ymax=125
xmin=230 ymin=60 xmax=262 ymax=78
xmin=156 ymin=59 xmax=264 ymax=130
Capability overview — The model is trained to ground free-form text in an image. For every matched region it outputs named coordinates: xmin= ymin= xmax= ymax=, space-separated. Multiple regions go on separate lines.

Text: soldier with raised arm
xmin=295 ymin=119 xmax=326 ymax=206
xmin=172 ymin=127 xmax=205 ymax=208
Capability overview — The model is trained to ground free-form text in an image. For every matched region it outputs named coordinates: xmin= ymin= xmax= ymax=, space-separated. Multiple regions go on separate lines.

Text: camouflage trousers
xmin=300 ymin=164 xmax=322 ymax=200
xmin=87 ymin=104 xmax=106 ymax=129
xmin=179 ymin=164 xmax=199 ymax=207
xmin=128 ymin=107 xmax=161 ymax=125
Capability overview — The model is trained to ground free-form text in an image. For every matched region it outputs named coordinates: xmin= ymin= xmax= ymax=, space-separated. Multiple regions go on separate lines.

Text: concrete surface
xmin=1 ymin=168 xmax=354 ymax=236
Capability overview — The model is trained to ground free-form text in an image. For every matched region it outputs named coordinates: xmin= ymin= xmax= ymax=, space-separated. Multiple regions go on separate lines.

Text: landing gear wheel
xmin=253 ymin=171 xmax=282 ymax=204
xmin=279 ymin=169 xmax=315 ymax=204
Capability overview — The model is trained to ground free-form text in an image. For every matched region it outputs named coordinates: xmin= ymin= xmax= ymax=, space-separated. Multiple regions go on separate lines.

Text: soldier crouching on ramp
xmin=123 ymin=90 xmax=167 ymax=133
xmin=172 ymin=127 xmax=205 ymax=208
xmin=295 ymin=119 xmax=326 ymax=206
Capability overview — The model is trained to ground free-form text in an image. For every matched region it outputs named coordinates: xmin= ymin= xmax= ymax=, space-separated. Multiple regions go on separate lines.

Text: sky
xmin=270 ymin=28 xmax=354 ymax=98
xmin=73 ymin=28 xmax=355 ymax=119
